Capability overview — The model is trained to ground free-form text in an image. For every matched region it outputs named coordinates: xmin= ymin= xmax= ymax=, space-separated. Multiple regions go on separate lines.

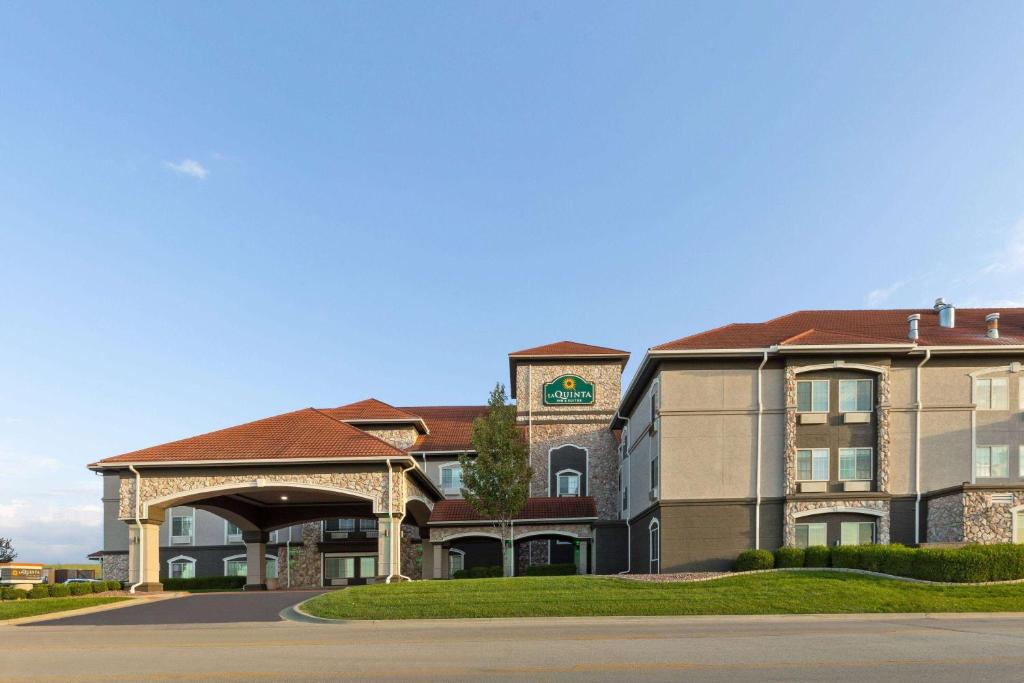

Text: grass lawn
xmin=0 ymin=596 xmax=130 ymax=621
xmin=302 ymin=572 xmax=1024 ymax=620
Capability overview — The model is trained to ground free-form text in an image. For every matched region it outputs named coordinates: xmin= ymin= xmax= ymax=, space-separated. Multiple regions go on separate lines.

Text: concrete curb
xmin=3 ymin=592 xmax=186 ymax=627
xmin=280 ymin=596 xmax=347 ymax=624
xmin=615 ymin=567 xmax=1024 ymax=587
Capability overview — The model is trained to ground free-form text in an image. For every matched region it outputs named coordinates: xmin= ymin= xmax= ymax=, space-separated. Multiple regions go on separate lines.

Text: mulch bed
xmin=616 ymin=572 xmax=731 ymax=583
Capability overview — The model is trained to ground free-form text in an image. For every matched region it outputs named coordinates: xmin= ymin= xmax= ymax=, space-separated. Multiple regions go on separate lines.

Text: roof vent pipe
xmin=986 ymin=312 xmax=1000 ymax=339
xmin=907 ymin=313 xmax=921 ymax=341
xmin=934 ymin=298 xmax=955 ymax=328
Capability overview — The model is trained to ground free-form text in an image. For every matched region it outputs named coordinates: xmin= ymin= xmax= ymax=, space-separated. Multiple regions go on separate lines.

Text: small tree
xmin=0 ymin=537 xmax=16 ymax=563
xmin=459 ymin=383 xmax=532 ymax=577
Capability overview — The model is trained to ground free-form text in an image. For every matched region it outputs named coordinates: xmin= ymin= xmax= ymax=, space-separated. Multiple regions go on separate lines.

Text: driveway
xmin=24 ymin=590 xmax=325 ymax=626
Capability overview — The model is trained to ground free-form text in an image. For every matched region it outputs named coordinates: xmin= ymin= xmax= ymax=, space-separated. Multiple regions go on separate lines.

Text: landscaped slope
xmin=301 ymin=573 xmax=1024 ymax=620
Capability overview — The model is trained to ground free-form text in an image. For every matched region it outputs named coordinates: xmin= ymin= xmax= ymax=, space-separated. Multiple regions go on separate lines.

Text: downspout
xmin=128 ymin=465 xmax=144 ymax=595
xmin=395 ymin=461 xmax=416 ymax=582
xmin=616 ymin=410 xmax=631 ymax=575
xmin=385 ymin=459 xmax=394 ymax=583
xmin=914 ymin=349 xmax=931 ymax=544
xmin=754 ymin=351 xmax=768 ymax=549
xmin=286 ymin=526 xmax=292 ymax=589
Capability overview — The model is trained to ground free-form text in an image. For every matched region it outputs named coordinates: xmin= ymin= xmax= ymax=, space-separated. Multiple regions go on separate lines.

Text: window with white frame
xmin=170 ymin=512 xmax=193 ymax=544
xmin=838 ymin=379 xmax=872 ymax=413
xmin=838 ymin=447 xmax=872 ymax=481
xmin=649 ymin=519 xmax=660 ymax=573
xmin=796 ymin=448 xmax=829 ymax=481
xmin=976 ymin=377 xmax=1009 ymax=410
xmin=557 ymin=470 xmax=581 ymax=497
xmin=650 ymin=440 xmax=660 ymax=494
xmin=795 ymin=523 xmax=827 ymax=548
xmin=448 ymin=549 xmax=465 ymax=575
xmin=619 ymin=467 xmax=628 ymax=515
xmin=223 ymin=556 xmax=277 ymax=578
xmin=225 ymin=522 xmax=243 ymax=543
xmin=440 ymin=464 xmax=463 ymax=493
xmin=796 ymin=380 xmax=829 ymax=413
xmin=167 ymin=556 xmax=195 ymax=579
xmin=650 ymin=381 xmax=660 ymax=428
xmin=840 ymin=522 xmax=875 ymax=546
xmin=977 ymin=445 xmax=1009 ymax=478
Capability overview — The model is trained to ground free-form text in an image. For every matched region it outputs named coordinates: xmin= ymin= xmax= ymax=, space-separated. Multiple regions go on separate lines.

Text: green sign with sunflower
xmin=543 ymin=374 xmax=595 ymax=405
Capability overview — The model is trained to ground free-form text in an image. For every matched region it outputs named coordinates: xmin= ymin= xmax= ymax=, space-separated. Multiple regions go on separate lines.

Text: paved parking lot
xmin=25 ymin=590 xmax=325 ymax=626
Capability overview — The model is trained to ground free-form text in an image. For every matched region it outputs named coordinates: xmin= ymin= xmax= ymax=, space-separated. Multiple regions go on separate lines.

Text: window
xmin=324 ymin=557 xmax=354 ymax=579
xmin=339 ymin=519 xmax=356 ymax=532
xmin=840 ymin=522 xmax=875 ymax=546
xmin=976 ymin=378 xmax=1009 ymax=410
xmin=650 ymin=443 xmax=660 ymax=494
xmin=440 ymin=464 xmax=463 ymax=492
xmin=225 ymin=522 xmax=243 ymax=543
xmin=796 ymin=380 xmax=829 ymax=413
xmin=1016 ymin=510 xmax=1024 ymax=543
xmin=225 ymin=559 xmax=247 ymax=577
xmin=171 ymin=513 xmax=193 ymax=544
xmin=650 ymin=382 xmax=660 ymax=427
xmin=448 ymin=550 xmax=465 ymax=575
xmin=359 ymin=556 xmax=376 ymax=577
xmin=265 ymin=557 xmax=278 ymax=579
xmin=359 ymin=518 xmax=377 ymax=532
xmin=795 ymin=523 xmax=827 ymax=548
xmin=838 ymin=379 xmax=873 ymax=413
xmin=838 ymin=447 xmax=872 ymax=481
xmin=167 ymin=557 xmax=195 ymax=579
xmin=619 ymin=468 xmax=628 ymax=515
xmin=977 ymin=445 xmax=1009 ymax=478
xmin=649 ymin=519 xmax=660 ymax=573
xmin=557 ymin=470 xmax=581 ymax=497
xmin=796 ymin=448 xmax=829 ymax=481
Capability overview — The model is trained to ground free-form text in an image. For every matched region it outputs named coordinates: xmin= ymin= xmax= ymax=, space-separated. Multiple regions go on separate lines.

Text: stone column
xmin=242 ymin=531 xmax=269 ymax=591
xmin=127 ymin=518 xmax=163 ymax=592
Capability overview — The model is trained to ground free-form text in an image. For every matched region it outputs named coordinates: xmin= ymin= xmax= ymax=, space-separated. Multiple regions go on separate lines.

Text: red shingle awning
xmin=429 ymin=496 xmax=597 ymax=524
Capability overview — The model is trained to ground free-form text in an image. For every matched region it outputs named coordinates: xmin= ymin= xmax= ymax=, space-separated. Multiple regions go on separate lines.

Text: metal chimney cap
xmin=907 ymin=313 xmax=921 ymax=321
xmin=986 ymin=312 xmax=1001 ymax=322
xmin=934 ymin=298 xmax=947 ymax=310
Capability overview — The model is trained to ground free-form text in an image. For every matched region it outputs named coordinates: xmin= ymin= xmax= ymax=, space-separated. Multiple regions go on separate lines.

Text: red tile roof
xmin=428 ymin=496 xmax=598 ymax=523
xmin=402 ymin=405 xmax=488 ymax=452
xmin=653 ymin=308 xmax=1024 ymax=351
xmin=92 ymin=408 xmax=407 ymax=465
xmin=509 ymin=340 xmax=629 ymax=358
xmin=320 ymin=398 xmax=423 ymax=423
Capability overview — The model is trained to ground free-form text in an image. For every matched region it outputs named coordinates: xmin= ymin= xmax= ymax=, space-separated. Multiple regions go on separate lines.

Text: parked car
xmin=62 ymin=578 xmax=103 ymax=584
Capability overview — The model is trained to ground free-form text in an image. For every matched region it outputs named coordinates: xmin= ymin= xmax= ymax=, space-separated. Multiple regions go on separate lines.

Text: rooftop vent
xmin=934 ymin=298 xmax=955 ymax=328
xmin=986 ymin=312 xmax=1000 ymax=339
xmin=907 ymin=313 xmax=921 ymax=341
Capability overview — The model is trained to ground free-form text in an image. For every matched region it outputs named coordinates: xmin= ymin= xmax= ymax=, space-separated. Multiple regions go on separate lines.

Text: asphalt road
xmin=6 ymin=603 xmax=1024 ymax=682
xmin=24 ymin=590 xmax=326 ymax=626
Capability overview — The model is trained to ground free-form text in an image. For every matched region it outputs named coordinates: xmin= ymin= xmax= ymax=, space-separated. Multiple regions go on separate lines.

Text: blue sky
xmin=2 ymin=2 xmax=1024 ymax=562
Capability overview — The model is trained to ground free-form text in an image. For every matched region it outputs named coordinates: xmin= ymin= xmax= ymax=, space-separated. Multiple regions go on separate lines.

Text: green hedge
xmin=106 ymin=580 xmax=122 ymax=591
xmin=452 ymin=565 xmax=503 ymax=579
xmin=161 ymin=576 xmax=247 ymax=590
xmin=773 ymin=547 xmax=805 ymax=568
xmin=1 ymin=588 xmax=28 ymax=600
xmin=28 ymin=585 xmax=50 ymax=599
xmin=525 ymin=563 xmax=577 ymax=577
xmin=735 ymin=549 xmax=774 ymax=571
xmin=68 ymin=583 xmax=93 ymax=596
xmin=738 ymin=544 xmax=1024 ymax=583
xmin=47 ymin=584 xmax=70 ymax=598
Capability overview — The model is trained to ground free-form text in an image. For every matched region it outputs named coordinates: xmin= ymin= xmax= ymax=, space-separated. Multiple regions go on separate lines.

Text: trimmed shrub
xmin=91 ymin=581 xmax=106 ymax=593
xmin=773 ymin=547 xmax=805 ymax=569
xmin=803 ymin=546 xmax=831 ymax=568
xmin=735 ymin=549 xmax=774 ymax=572
xmin=525 ymin=563 xmax=577 ymax=577
xmin=28 ymin=585 xmax=50 ymax=599
xmin=48 ymin=584 xmax=70 ymax=598
xmin=161 ymin=576 xmax=247 ymax=590
xmin=68 ymin=582 xmax=93 ymax=596
xmin=2 ymin=588 xmax=29 ymax=600
xmin=452 ymin=569 xmax=470 ymax=579
xmin=106 ymin=580 xmax=122 ymax=591
xmin=468 ymin=565 xmax=502 ymax=579
xmin=830 ymin=545 xmax=861 ymax=569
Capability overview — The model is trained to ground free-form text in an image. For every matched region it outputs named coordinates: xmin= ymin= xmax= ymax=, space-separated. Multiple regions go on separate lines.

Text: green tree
xmin=0 ymin=537 xmax=16 ymax=563
xmin=459 ymin=383 xmax=532 ymax=576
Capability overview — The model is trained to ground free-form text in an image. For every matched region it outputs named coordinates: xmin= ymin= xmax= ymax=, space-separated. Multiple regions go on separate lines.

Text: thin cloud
xmin=164 ymin=158 xmax=209 ymax=179
xmin=866 ymin=280 xmax=908 ymax=307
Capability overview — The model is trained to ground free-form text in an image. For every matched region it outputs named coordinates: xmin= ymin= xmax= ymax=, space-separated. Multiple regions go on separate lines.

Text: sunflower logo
xmin=562 ymin=377 xmax=576 ymax=391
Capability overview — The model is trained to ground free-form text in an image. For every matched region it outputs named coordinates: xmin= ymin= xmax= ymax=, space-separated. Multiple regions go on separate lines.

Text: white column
xmin=128 ymin=519 xmax=163 ymax=591
xmin=576 ymin=540 xmax=589 ymax=575
xmin=376 ymin=514 xmax=395 ymax=579
xmin=242 ymin=531 xmax=269 ymax=590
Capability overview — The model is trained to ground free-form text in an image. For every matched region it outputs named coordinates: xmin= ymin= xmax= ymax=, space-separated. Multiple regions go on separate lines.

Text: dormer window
xmin=796 ymin=380 xmax=828 ymax=413
xmin=557 ymin=470 xmax=581 ymax=497
xmin=440 ymin=464 xmax=463 ymax=494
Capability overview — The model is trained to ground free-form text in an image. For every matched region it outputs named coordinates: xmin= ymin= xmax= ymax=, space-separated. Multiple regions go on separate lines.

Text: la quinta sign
xmin=543 ymin=375 xmax=595 ymax=405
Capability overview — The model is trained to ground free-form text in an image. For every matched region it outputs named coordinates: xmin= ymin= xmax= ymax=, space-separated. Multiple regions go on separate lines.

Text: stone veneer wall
xmin=101 ymin=553 xmax=128 ymax=582
xmin=400 ymin=524 xmax=422 ymax=579
xmin=363 ymin=426 xmax=420 ymax=450
xmin=783 ymin=499 xmax=891 ymax=545
xmin=782 ymin=364 xmax=891 ymax=495
xmin=928 ymin=490 xmax=1024 ymax=544
xmin=277 ymin=522 xmax=322 ymax=588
